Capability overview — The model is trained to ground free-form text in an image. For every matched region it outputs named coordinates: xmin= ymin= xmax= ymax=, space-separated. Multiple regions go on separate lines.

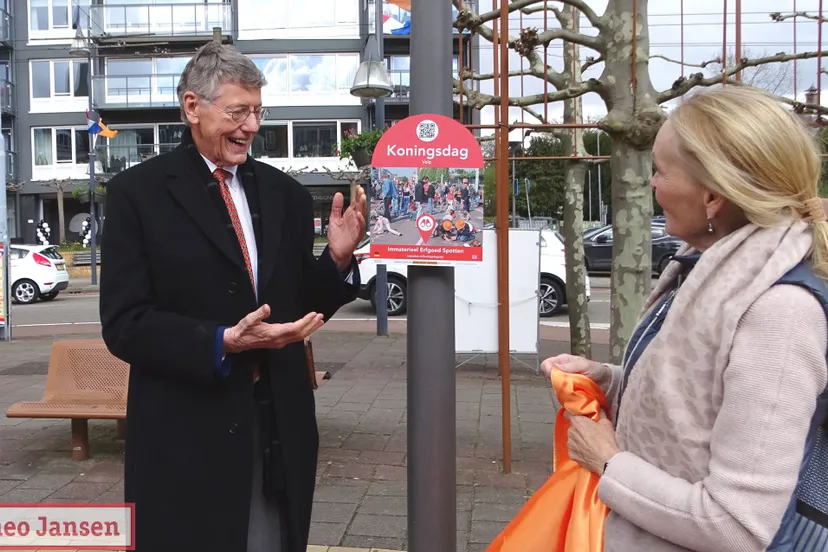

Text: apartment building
xmin=3 ymin=0 xmax=477 ymax=245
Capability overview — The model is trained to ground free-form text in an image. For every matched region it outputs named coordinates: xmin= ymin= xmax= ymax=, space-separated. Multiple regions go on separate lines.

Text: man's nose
xmin=241 ymin=114 xmax=261 ymax=133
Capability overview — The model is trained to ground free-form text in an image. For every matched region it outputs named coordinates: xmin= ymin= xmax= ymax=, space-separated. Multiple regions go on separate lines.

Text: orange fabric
xmin=386 ymin=0 xmax=411 ymax=12
xmin=486 ymin=368 xmax=610 ymax=552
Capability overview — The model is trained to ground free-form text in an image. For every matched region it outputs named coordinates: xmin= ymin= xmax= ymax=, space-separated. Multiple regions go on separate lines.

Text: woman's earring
xmin=707 ymin=219 xmax=714 ymax=235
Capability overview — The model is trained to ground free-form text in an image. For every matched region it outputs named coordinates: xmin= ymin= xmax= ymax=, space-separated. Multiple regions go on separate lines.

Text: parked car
xmin=582 ymin=222 xmax=683 ymax=274
xmin=355 ymin=229 xmax=590 ymax=317
xmin=3 ymin=244 xmax=70 ymax=304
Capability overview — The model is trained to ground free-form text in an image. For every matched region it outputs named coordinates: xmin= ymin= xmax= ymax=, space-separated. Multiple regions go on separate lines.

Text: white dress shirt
xmin=202 ymin=155 xmax=353 ymax=291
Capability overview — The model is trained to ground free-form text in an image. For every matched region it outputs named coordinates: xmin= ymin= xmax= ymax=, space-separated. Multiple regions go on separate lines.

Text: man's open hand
xmin=223 ymin=305 xmax=324 ymax=354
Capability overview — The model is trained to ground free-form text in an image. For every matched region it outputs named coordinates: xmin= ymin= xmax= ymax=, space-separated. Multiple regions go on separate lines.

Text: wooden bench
xmin=5 ymin=339 xmax=329 ymax=461
xmin=71 ymin=252 xmax=101 ymax=266
xmin=5 ymin=339 xmax=129 ymax=461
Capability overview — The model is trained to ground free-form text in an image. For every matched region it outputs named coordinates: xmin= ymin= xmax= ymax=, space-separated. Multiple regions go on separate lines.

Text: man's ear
xmin=182 ymin=91 xmax=200 ymax=125
xmin=703 ymin=190 xmax=727 ymax=221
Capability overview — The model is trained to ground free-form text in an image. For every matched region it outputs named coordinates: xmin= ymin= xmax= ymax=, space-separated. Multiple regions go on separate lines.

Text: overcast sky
xmin=468 ymin=0 xmax=825 ymax=140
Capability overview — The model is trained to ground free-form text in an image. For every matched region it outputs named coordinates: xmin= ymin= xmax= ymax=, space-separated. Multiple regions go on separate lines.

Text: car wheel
xmin=40 ymin=291 xmax=59 ymax=301
xmin=539 ymin=276 xmax=563 ymax=317
xmin=369 ymin=276 xmax=408 ymax=316
xmin=12 ymin=279 xmax=39 ymax=305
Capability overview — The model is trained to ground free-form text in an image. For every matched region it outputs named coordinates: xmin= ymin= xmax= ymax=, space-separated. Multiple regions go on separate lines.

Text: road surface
xmin=7 ymin=288 xmax=611 ymax=337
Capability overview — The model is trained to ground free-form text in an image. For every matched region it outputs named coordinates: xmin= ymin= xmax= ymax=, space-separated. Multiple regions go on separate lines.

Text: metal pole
xmin=88 ymin=50 xmax=98 ymax=285
xmin=588 ymin=168 xmax=593 ymax=222
xmin=374 ymin=0 xmax=388 ymax=336
xmin=0 ymin=147 xmax=9 ymax=341
xmin=408 ymin=0 xmax=455 ymax=549
xmin=597 ymin=132 xmax=603 ymax=225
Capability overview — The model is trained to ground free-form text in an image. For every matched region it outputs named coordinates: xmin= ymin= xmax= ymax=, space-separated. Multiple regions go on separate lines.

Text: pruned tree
xmin=454 ymin=0 xmax=828 ymax=362
xmin=43 ymin=178 xmax=73 ymax=245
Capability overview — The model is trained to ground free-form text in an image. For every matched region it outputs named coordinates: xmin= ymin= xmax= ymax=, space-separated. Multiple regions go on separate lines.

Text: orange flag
xmin=486 ymin=368 xmax=610 ymax=552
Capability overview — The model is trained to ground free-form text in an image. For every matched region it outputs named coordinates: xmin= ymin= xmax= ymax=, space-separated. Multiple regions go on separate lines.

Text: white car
xmin=355 ymin=229 xmax=590 ymax=317
xmin=4 ymin=244 xmax=70 ymax=304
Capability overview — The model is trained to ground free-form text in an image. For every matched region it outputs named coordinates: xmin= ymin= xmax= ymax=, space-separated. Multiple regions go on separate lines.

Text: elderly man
xmin=99 ymin=41 xmax=366 ymax=552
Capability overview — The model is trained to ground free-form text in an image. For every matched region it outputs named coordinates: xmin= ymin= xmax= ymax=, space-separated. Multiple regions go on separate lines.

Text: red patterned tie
xmin=213 ymin=168 xmax=259 ymax=381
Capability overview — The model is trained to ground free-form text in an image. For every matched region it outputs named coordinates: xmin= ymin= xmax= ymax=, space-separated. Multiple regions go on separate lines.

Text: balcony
xmin=0 ymin=80 xmax=15 ymax=115
xmin=92 ymin=74 xmax=182 ymax=109
xmin=6 ymin=150 xmax=16 ymax=183
xmin=89 ymin=1 xmax=233 ymax=43
xmin=0 ymin=8 xmax=11 ymax=45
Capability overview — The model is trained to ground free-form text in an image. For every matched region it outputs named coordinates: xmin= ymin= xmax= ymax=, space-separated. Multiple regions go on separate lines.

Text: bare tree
xmin=454 ymin=0 xmax=828 ymax=362
xmin=693 ymin=46 xmax=794 ymax=96
xmin=43 ymin=178 xmax=73 ymax=245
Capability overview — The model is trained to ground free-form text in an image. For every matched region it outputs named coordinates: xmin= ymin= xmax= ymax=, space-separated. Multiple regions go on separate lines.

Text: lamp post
xmin=350 ymin=0 xmax=393 ymax=336
xmin=70 ymin=35 xmax=98 ymax=285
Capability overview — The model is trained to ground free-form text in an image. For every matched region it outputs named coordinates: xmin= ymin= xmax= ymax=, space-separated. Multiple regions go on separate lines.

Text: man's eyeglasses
xmin=205 ymin=99 xmax=269 ymax=123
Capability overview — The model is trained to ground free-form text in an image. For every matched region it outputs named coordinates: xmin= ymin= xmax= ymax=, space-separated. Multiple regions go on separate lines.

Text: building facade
xmin=3 ymin=0 xmax=478 ymax=245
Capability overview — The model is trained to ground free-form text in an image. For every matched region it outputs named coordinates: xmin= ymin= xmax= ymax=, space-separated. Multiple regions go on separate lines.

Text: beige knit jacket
xmin=595 ymin=222 xmax=828 ymax=552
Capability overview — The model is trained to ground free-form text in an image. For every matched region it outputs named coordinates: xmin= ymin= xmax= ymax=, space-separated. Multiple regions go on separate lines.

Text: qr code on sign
xmin=416 ymin=120 xmax=439 ymax=142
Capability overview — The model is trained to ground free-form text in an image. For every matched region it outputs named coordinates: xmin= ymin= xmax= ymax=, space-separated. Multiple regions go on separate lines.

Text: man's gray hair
xmin=177 ymin=41 xmax=267 ymax=124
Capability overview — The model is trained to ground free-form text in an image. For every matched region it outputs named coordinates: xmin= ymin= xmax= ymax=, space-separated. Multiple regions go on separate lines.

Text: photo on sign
xmin=368 ymin=166 xmax=484 ymax=263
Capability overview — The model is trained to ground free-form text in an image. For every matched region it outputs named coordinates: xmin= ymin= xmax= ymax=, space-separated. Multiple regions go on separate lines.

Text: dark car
xmin=583 ymin=222 xmax=683 ymax=275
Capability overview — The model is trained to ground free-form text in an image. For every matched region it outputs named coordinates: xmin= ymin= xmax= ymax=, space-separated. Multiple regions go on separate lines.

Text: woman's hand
xmin=540 ymin=354 xmax=612 ymax=389
xmin=565 ymin=412 xmax=621 ymax=475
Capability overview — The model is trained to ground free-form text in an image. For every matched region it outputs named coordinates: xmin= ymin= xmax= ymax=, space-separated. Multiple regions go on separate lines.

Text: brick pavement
xmin=0 ymin=330 xmax=610 ymax=552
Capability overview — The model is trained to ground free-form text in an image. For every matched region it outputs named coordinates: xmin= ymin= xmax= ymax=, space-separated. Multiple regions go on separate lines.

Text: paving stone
xmin=17 ymin=472 xmax=77 ymax=490
xmin=48 ymin=482 xmax=112 ymax=501
xmin=358 ymin=495 xmax=407 ymax=517
xmin=473 ymin=486 xmax=529 ymax=504
xmin=308 ymin=522 xmax=348 ymax=546
xmin=469 ymin=520 xmax=507 ymax=544
xmin=342 ymin=434 xmax=390 ymax=451
xmin=0 ymin=487 xmax=54 ymax=502
xmin=314 ymin=484 xmax=369 ymax=504
xmin=311 ymin=501 xmax=358 ymax=524
xmin=358 ymin=451 xmax=405 ymax=466
xmin=340 ymin=535 xmax=406 ymax=550
xmin=471 ymin=502 xmax=524 ymax=523
xmin=366 ymin=481 xmax=407 ymax=497
xmin=348 ymin=514 xmax=407 ymax=538
xmin=373 ymin=465 xmax=406 ymax=481
xmin=324 ymin=462 xmax=376 ymax=480
xmin=473 ymin=471 xmax=527 ymax=489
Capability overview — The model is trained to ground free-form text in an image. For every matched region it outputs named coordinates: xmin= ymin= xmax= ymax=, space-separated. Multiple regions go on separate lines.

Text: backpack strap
xmin=772 ymin=261 xmax=828 ymax=537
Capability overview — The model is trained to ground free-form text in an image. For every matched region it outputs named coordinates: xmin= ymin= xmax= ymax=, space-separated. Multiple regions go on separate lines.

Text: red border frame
xmin=0 ymin=503 xmax=135 ymax=550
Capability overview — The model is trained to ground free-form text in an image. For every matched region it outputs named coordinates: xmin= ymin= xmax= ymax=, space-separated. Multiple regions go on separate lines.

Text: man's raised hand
xmin=223 ymin=305 xmax=325 ymax=354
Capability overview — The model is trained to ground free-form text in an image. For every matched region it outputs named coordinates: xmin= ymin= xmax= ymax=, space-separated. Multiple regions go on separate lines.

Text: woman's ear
xmin=702 ymin=190 xmax=727 ymax=221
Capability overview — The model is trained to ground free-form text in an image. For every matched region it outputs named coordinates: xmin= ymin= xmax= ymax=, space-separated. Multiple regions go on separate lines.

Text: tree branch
xmin=464 ymin=68 xmax=536 ymax=81
xmin=581 ymin=55 xmax=603 ymax=72
xmin=455 ymin=0 xmax=603 ymax=53
xmin=651 ymin=54 xmax=720 ymax=69
xmin=770 ymin=11 xmax=826 ymax=24
xmin=536 ymin=26 xmax=602 ymax=52
xmin=454 ymin=77 xmax=602 ymax=109
xmin=659 ymin=50 xmax=828 ymax=103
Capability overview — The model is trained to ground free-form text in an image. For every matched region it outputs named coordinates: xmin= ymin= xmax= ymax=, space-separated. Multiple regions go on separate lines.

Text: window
xmin=293 ymin=122 xmax=336 ymax=158
xmin=32 ymin=127 xmax=89 ymax=167
xmin=250 ymin=53 xmax=358 ymax=105
xmin=102 ymin=57 xmax=191 ymax=106
xmin=251 ymin=125 xmax=288 ymax=159
xmin=29 ymin=59 xmax=89 ymax=105
xmin=30 ymin=0 xmax=85 ymax=33
xmin=158 ymin=124 xmax=185 ymax=153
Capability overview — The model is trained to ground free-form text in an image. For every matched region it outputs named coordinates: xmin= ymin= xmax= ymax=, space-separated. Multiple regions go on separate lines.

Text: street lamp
xmin=70 ymin=34 xmax=99 ymax=285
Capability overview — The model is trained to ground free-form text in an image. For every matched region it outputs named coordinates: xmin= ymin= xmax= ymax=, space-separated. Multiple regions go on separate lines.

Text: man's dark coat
xmin=99 ymin=129 xmax=359 ymax=552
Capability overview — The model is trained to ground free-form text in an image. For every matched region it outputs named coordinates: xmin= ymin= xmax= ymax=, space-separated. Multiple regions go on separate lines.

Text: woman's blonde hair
xmin=669 ymin=85 xmax=828 ymax=280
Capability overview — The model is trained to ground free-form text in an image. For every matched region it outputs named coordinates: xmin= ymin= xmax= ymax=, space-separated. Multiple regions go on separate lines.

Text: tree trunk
xmin=600 ymin=0 xmax=664 ymax=363
xmin=559 ymin=4 xmax=591 ymax=358
xmin=608 ymin=143 xmax=653 ymax=362
xmin=562 ymin=161 xmax=591 ymax=357
xmin=56 ymin=187 xmax=66 ymax=245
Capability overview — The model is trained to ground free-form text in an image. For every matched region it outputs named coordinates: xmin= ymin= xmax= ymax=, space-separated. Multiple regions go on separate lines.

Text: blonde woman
xmin=541 ymin=86 xmax=828 ymax=552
